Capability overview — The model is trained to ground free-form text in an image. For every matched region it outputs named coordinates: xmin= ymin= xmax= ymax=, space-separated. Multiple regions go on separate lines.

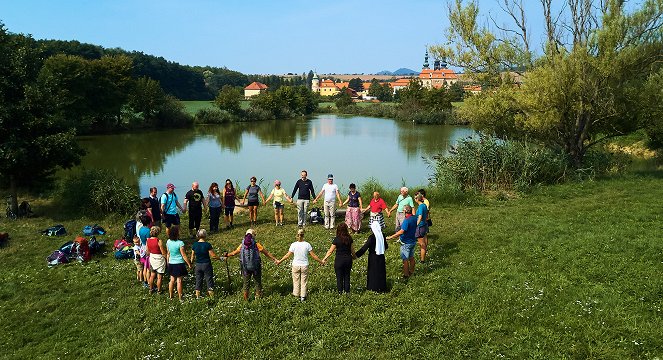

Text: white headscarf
xmin=371 ymin=221 xmax=385 ymax=255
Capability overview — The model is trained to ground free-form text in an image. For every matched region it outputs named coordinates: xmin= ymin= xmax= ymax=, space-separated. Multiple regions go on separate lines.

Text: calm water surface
xmin=75 ymin=115 xmax=474 ymax=195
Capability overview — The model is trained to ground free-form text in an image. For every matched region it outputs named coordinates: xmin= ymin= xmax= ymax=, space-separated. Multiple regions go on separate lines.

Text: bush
xmin=194 ymin=108 xmax=237 ymax=124
xmin=57 ymin=169 xmax=139 ymax=217
xmin=431 ymin=135 xmax=570 ymax=193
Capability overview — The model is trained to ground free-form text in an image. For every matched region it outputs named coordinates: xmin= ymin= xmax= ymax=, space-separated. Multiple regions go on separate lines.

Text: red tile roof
xmin=419 ymin=69 xmax=458 ymax=80
xmin=245 ymin=82 xmax=269 ymax=90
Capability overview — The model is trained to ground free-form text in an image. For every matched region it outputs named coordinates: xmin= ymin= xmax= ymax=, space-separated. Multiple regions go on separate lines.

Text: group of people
xmin=128 ymin=170 xmax=431 ymax=300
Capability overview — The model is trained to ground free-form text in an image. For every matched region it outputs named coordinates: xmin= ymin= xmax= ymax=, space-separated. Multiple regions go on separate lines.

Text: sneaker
xmin=142 ymin=282 xmax=149 ymax=289
xmin=300 ymin=297 xmax=305 ymax=302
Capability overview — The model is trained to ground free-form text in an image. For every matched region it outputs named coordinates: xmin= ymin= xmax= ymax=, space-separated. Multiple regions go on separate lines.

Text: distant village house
xmin=244 ymin=81 xmax=268 ymax=99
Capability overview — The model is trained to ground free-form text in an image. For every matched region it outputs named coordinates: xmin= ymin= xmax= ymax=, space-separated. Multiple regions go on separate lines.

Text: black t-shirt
xmin=185 ymin=189 xmax=204 ymax=212
xmin=149 ymin=196 xmax=161 ymax=221
xmin=332 ymin=236 xmax=353 ymax=260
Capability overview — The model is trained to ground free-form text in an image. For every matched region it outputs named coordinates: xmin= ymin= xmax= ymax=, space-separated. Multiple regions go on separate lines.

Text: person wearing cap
xmin=276 ymin=229 xmax=324 ymax=301
xmin=387 ymin=187 xmax=414 ymax=232
xmin=386 ymin=204 xmax=417 ymax=278
xmin=265 ymin=180 xmax=292 ymax=226
xmin=183 ymin=181 xmax=206 ymax=239
xmin=160 ymin=183 xmax=185 ymax=235
xmin=312 ymin=174 xmax=342 ymax=229
xmin=290 ymin=170 xmax=316 ymax=228
xmin=224 ymin=229 xmax=278 ymax=300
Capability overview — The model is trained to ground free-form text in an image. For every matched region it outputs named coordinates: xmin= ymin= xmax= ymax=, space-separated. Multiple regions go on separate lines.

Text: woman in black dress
xmin=355 ymin=221 xmax=388 ymax=292
xmin=322 ymin=223 xmax=356 ymax=293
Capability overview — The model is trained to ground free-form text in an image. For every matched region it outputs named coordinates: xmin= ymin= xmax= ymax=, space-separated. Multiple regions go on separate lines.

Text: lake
xmin=74 ymin=114 xmax=474 ymax=195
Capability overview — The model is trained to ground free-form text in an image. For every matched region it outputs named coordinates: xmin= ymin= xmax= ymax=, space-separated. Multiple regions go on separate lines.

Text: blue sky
xmin=0 ymin=0 xmax=549 ymax=75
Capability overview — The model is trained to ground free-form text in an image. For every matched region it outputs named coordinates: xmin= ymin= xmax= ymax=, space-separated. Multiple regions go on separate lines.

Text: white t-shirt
xmin=321 ymin=183 xmax=339 ymax=202
xmin=289 ymin=241 xmax=313 ymax=267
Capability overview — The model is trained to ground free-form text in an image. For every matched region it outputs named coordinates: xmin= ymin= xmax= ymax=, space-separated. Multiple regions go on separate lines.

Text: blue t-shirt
xmin=415 ymin=203 xmax=428 ymax=228
xmin=399 ymin=216 xmax=417 ymax=244
xmin=167 ymin=239 xmax=185 ymax=264
xmin=139 ymin=226 xmax=150 ymax=246
xmin=192 ymin=241 xmax=212 ymax=264
xmin=160 ymin=193 xmax=179 ymax=215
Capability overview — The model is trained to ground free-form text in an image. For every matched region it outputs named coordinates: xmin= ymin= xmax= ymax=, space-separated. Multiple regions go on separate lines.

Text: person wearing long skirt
xmin=343 ymin=183 xmax=363 ymax=233
xmin=355 ymin=221 xmax=388 ymax=292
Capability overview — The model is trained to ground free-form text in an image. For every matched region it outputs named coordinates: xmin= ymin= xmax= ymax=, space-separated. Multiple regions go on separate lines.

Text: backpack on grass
xmin=72 ymin=237 xmax=91 ymax=262
xmin=309 ymin=207 xmax=323 ymax=224
xmin=47 ymin=250 xmax=69 ymax=267
xmin=83 ymin=224 xmax=106 ymax=236
xmin=42 ymin=224 xmax=67 ymax=237
xmin=239 ymin=234 xmax=261 ymax=272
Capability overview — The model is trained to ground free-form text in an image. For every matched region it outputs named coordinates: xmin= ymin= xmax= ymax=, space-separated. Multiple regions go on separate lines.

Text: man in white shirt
xmin=313 ymin=174 xmax=342 ymax=229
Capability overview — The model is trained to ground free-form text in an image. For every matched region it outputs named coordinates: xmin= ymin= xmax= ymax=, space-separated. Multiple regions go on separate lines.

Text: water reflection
xmin=71 ymin=115 xmax=475 ymax=194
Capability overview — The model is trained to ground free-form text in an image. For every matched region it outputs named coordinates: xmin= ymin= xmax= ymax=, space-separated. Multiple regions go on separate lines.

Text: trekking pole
xmin=223 ymin=254 xmax=232 ymax=292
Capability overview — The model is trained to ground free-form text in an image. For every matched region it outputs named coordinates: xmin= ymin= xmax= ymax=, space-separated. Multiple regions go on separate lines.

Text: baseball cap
xmin=327 ymin=174 xmax=333 ymax=179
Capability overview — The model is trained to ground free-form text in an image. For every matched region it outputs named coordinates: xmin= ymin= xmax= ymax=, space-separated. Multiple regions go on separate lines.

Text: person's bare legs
xmin=169 ymin=276 xmax=175 ymax=299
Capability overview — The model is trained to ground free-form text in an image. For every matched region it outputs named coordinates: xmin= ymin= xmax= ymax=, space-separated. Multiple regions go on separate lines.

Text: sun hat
xmin=166 ymin=183 xmax=175 ymax=189
xmin=274 ymin=180 xmax=281 ymax=185
xmin=245 ymin=228 xmax=255 ymax=236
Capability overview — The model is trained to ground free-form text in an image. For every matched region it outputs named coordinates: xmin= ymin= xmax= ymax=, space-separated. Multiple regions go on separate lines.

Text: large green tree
xmin=433 ymin=0 xmax=663 ymax=165
xmin=215 ymin=85 xmax=243 ymax=114
xmin=0 ymin=25 xmax=83 ymax=213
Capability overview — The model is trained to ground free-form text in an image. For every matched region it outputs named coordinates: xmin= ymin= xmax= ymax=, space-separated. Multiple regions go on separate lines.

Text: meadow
xmin=1 ymin=173 xmax=662 ymax=359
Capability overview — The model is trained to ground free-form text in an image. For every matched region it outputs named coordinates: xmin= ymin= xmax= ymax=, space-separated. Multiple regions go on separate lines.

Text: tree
xmin=348 ymin=77 xmax=364 ymax=92
xmin=215 ymin=85 xmax=243 ymax=114
xmin=0 ymin=25 xmax=83 ymax=214
xmin=434 ymin=0 xmax=663 ymax=166
xmin=448 ymin=81 xmax=465 ymax=102
xmin=335 ymin=91 xmax=354 ymax=109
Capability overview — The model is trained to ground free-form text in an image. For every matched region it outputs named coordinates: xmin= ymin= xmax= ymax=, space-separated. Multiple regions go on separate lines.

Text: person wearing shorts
xmin=160 ymin=183 xmax=185 ymax=235
xmin=386 ymin=205 xmax=417 ymax=278
xmin=242 ymin=177 xmax=266 ymax=227
xmin=265 ymin=180 xmax=292 ymax=226
xmin=222 ymin=179 xmax=239 ymax=229
xmin=414 ymin=193 xmax=429 ymax=263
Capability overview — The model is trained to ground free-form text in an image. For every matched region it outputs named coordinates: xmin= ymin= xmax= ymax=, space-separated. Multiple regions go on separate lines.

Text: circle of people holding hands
xmin=133 ymin=170 xmax=431 ymax=301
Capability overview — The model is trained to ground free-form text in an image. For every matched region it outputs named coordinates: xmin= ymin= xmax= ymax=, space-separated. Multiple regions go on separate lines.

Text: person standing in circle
xmin=265 ymin=180 xmax=292 ymax=226
xmin=222 ymin=179 xmax=239 ymax=229
xmin=342 ymin=183 xmax=363 ymax=234
xmin=355 ymin=220 xmax=388 ymax=292
xmin=276 ymin=229 xmax=324 ymax=301
xmin=206 ymin=182 xmax=222 ymax=233
xmin=160 ymin=183 xmax=185 ymax=237
xmin=166 ymin=225 xmax=192 ymax=300
xmin=242 ymin=177 xmax=266 ymax=227
xmin=312 ymin=174 xmax=342 ymax=230
xmin=290 ymin=170 xmax=316 ymax=228
xmin=387 ymin=187 xmax=414 ymax=232
xmin=363 ymin=191 xmax=388 ymax=229
xmin=322 ymin=223 xmax=356 ymax=294
xmin=183 ymin=182 xmax=205 ymax=239
xmin=386 ymin=204 xmax=417 ymax=278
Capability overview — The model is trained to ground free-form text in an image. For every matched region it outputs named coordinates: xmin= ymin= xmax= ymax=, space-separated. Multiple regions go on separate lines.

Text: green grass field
xmin=1 ymin=172 xmax=662 ymax=358
xmin=181 ymin=100 xmax=250 ymax=115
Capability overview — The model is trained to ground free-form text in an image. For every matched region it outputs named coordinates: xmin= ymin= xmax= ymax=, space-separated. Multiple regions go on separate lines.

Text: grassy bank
xmin=182 ymin=100 xmax=250 ymax=115
xmin=1 ymin=173 xmax=662 ymax=358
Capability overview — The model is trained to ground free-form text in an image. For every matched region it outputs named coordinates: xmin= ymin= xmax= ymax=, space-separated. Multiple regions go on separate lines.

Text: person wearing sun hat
xmin=265 ymin=179 xmax=292 ymax=226
xmin=160 ymin=183 xmax=185 ymax=236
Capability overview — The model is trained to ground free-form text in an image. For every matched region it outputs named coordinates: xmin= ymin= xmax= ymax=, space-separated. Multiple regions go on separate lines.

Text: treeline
xmin=335 ymin=79 xmax=467 ymax=125
xmin=197 ymin=85 xmax=318 ymax=123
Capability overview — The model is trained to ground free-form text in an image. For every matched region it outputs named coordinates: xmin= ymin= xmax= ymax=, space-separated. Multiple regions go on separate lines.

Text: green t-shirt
xmin=395 ymin=195 xmax=414 ymax=213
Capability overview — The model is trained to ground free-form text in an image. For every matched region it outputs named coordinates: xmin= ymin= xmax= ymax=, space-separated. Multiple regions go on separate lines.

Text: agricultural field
xmin=1 ymin=171 xmax=662 ymax=358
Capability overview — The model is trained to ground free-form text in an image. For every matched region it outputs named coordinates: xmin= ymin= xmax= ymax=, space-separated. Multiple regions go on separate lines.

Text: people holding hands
xmin=276 ymin=229 xmax=324 ymax=301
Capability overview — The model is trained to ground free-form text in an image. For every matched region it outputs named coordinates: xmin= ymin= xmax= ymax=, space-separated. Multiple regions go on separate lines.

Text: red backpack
xmin=73 ymin=236 xmax=91 ymax=262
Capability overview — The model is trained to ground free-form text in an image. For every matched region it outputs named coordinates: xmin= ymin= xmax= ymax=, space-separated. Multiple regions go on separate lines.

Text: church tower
xmin=423 ymin=49 xmax=430 ymax=70
xmin=311 ymin=72 xmax=319 ymax=92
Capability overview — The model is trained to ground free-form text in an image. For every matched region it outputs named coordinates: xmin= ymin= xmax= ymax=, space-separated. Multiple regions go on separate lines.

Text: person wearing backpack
xmin=224 ymin=229 xmax=279 ymax=301
xmin=166 ymin=225 xmax=192 ymax=300
xmin=160 ymin=183 xmax=185 ymax=236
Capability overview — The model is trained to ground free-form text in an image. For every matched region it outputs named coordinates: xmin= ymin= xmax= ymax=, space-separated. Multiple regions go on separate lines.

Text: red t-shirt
xmin=147 ymin=237 xmax=162 ymax=255
xmin=369 ymin=198 xmax=387 ymax=213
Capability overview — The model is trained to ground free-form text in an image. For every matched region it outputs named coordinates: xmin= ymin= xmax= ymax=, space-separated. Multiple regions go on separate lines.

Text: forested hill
xmin=37 ymin=39 xmax=247 ymax=100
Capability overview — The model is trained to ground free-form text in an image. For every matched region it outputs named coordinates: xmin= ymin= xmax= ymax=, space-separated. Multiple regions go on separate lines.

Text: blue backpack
xmin=239 ymin=234 xmax=261 ymax=272
xmin=83 ymin=224 xmax=106 ymax=236
xmin=123 ymin=220 xmax=137 ymax=241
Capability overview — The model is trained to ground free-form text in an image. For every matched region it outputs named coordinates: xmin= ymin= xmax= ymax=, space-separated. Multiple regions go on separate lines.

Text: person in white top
xmin=312 ymin=174 xmax=342 ymax=229
xmin=276 ymin=229 xmax=324 ymax=301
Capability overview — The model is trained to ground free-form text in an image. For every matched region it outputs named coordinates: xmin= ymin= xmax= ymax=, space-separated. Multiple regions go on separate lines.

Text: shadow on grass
xmin=414 ymin=234 xmax=458 ymax=277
